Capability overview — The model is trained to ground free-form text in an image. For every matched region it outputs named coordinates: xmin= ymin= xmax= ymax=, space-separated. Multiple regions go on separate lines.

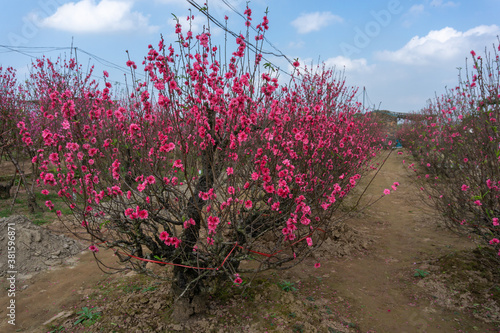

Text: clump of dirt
xmin=53 ymin=273 xmax=360 ymax=333
xmin=0 ymin=215 xmax=85 ymax=279
xmin=415 ymin=247 xmax=500 ymax=324
xmin=312 ymin=223 xmax=371 ymax=259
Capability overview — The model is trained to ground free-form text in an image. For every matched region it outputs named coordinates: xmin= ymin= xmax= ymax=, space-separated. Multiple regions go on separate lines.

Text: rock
xmin=125 ymin=270 xmax=138 ymax=277
xmin=0 ymin=215 xmax=84 ymax=279
xmin=170 ymin=324 xmax=183 ymax=331
xmin=42 ymin=311 xmax=73 ymax=326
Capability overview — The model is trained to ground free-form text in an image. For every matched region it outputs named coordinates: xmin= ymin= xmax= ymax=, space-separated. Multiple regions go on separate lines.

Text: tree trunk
xmin=0 ymin=182 xmax=12 ymax=199
xmin=6 ymin=151 xmax=40 ymax=212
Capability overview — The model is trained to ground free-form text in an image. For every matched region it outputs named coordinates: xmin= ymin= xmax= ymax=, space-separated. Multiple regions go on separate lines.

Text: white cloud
xmin=288 ymin=56 xmax=373 ymax=74
xmin=37 ymin=0 xmax=158 ymax=33
xmin=409 ymin=4 xmax=425 ymax=15
xmin=375 ymin=25 xmax=500 ymax=65
xmin=323 ymin=56 xmax=374 ymax=73
xmin=430 ymin=0 xmax=458 ymax=8
xmin=167 ymin=14 xmax=205 ymax=34
xmin=291 ymin=12 xmax=343 ymax=34
xmin=402 ymin=4 xmax=426 ymax=28
xmin=155 ymin=0 xmax=189 ymax=4
xmin=288 ymin=40 xmax=305 ymax=49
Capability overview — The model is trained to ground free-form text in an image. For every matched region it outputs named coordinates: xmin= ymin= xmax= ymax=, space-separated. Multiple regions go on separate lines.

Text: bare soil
xmin=0 ymin=150 xmax=499 ymax=332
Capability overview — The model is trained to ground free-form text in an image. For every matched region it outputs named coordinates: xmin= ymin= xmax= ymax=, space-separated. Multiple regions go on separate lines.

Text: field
xmin=1 ymin=8 xmax=499 ymax=332
xmin=1 ymin=150 xmax=499 ymax=332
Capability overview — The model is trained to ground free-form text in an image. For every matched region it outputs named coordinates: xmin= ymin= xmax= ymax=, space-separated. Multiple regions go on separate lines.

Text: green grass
xmin=278 ymin=280 xmax=297 ymax=292
xmin=122 ymin=284 xmax=142 ymax=293
xmin=0 ymin=208 xmax=10 ymax=218
xmin=414 ymin=269 xmax=430 ymax=278
xmin=74 ymin=307 xmax=101 ymax=327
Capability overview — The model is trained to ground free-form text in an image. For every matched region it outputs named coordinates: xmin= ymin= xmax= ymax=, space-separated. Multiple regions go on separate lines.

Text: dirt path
xmin=0 ymin=248 xmax=118 ymax=332
xmin=0 ymin=150 xmax=498 ymax=332
xmin=319 ymin=150 xmax=496 ymax=332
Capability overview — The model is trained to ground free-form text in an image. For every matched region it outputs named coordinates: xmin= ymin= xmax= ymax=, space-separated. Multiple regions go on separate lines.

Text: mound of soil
xmin=312 ymin=223 xmax=371 ymax=259
xmin=415 ymin=248 xmax=500 ymax=323
xmin=0 ymin=215 xmax=85 ymax=279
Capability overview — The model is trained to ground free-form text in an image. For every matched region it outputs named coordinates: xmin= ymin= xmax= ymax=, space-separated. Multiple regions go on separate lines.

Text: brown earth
xmin=0 ymin=150 xmax=499 ymax=332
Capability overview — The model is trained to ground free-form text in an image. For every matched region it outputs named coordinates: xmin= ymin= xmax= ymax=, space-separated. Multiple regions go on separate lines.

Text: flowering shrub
xmin=0 ymin=66 xmax=42 ymax=209
xmin=398 ymin=42 xmax=500 ymax=257
xmin=19 ymin=8 xmax=384 ymax=305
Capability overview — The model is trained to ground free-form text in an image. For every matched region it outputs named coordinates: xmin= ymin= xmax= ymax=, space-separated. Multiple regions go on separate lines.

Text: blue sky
xmin=1 ymin=0 xmax=499 ymax=112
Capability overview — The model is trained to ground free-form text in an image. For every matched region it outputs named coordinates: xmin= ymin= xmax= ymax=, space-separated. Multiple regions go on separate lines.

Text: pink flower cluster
xmin=159 ymin=231 xmax=181 ymax=248
xmin=125 ymin=206 xmax=149 ymax=219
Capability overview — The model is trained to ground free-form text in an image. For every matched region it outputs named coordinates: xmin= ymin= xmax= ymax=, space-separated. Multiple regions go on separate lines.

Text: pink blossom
xmin=474 ymin=200 xmax=482 ymax=206
xmin=207 ymin=216 xmax=220 ymax=234
xmin=171 ymin=238 xmax=181 ymax=248
xmin=321 ymin=202 xmax=331 ymax=210
xmin=251 ymin=172 xmax=259 ymax=181
xmin=125 ymin=208 xmax=134 ymax=217
xmin=173 ymin=159 xmax=183 ymax=168
xmin=45 ymin=200 xmax=54 ymax=210
xmin=234 ymin=273 xmax=243 ymax=284
xmin=147 ymin=175 xmax=156 ymax=184
xmin=383 ymin=189 xmax=390 ymax=195
xmin=43 ymin=173 xmax=56 ymax=185
xmin=493 ymin=218 xmax=499 ymax=226
xmin=463 ymin=158 xmax=468 ymax=163
xmin=264 ymin=185 xmax=275 ymax=193
xmin=227 ymin=167 xmax=234 ymax=176
xmin=244 ymin=200 xmax=253 ymax=209
xmin=126 ymin=60 xmax=137 ymax=69
xmin=89 ymin=245 xmax=99 ymax=253
xmin=138 ymin=209 xmax=148 ymax=219
xmin=41 ymin=189 xmax=49 ymax=195
xmin=49 ymin=153 xmax=59 ymax=164
xmin=461 ymin=184 xmax=469 ymax=191
xmin=306 ymin=237 xmax=313 ymax=246
xmin=489 ymin=238 xmax=500 ymax=245
xmin=314 ymin=262 xmax=321 ymax=268
xmin=159 ymin=231 xmax=169 ymax=241
xmin=183 ymin=218 xmax=196 ymax=229
xmin=228 ymin=186 xmax=235 ymax=195
xmin=128 ymin=123 xmax=140 ymax=134
xmin=88 ymin=148 xmax=98 ymax=156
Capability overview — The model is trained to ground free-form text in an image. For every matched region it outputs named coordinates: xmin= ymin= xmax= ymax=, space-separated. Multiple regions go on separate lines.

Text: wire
xmin=0 ymin=44 xmax=139 ymax=86
xmin=186 ymin=0 xmax=296 ymax=80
